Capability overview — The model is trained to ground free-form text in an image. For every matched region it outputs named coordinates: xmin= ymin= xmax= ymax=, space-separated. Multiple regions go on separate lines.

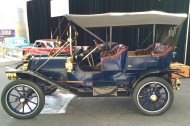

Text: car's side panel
xmin=127 ymin=50 xmax=173 ymax=70
xmin=101 ymin=47 xmax=127 ymax=71
xmin=28 ymin=57 xmax=68 ymax=70
xmin=127 ymin=56 xmax=147 ymax=70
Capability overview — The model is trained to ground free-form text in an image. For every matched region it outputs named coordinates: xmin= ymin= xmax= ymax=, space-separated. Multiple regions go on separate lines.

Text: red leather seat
xmin=100 ymin=44 xmax=128 ymax=71
xmin=101 ymin=44 xmax=128 ymax=59
xmin=134 ymin=43 xmax=173 ymax=56
xmin=153 ymin=43 xmax=172 ymax=56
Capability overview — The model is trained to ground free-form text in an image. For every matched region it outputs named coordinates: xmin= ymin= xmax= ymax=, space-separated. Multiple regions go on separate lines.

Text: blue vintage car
xmin=3 ymin=37 xmax=30 ymax=48
xmin=1 ymin=11 xmax=187 ymax=119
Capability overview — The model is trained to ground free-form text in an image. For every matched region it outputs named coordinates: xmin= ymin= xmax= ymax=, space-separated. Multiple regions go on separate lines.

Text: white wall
xmin=0 ymin=0 xmax=29 ymax=40
xmin=0 ymin=0 xmax=70 ymax=41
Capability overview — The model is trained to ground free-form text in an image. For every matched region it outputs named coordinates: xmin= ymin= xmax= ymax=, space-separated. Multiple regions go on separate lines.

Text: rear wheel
xmin=1 ymin=79 xmax=45 ymax=119
xmin=132 ymin=77 xmax=173 ymax=116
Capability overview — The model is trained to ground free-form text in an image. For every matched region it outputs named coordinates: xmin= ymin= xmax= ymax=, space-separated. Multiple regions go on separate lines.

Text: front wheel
xmin=132 ymin=77 xmax=173 ymax=116
xmin=1 ymin=79 xmax=45 ymax=119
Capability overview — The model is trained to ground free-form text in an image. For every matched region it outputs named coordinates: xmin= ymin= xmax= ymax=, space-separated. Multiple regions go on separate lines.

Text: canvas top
xmin=63 ymin=11 xmax=187 ymax=28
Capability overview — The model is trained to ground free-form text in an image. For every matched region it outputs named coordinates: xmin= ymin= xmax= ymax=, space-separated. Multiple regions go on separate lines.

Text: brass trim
xmin=57 ymin=80 xmax=83 ymax=83
xmin=174 ymin=78 xmax=181 ymax=90
xmin=7 ymin=73 xmax=18 ymax=80
xmin=65 ymin=57 xmax=74 ymax=72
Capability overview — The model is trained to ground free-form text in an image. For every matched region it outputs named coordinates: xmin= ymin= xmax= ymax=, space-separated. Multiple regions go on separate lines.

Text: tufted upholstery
xmin=101 ymin=44 xmax=128 ymax=59
xmin=100 ymin=44 xmax=128 ymax=71
xmin=133 ymin=43 xmax=173 ymax=56
xmin=153 ymin=43 xmax=171 ymax=54
xmin=135 ymin=44 xmax=155 ymax=55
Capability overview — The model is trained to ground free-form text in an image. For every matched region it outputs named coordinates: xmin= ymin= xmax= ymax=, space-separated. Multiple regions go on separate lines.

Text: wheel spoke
xmin=142 ymin=99 xmax=149 ymax=106
xmin=28 ymin=100 xmax=37 ymax=105
xmin=143 ymin=86 xmax=151 ymax=93
xmin=22 ymin=86 xmax=28 ymax=94
xmin=149 ymin=85 xmax=153 ymax=93
xmin=160 ymin=92 xmax=166 ymax=94
xmin=22 ymin=103 xmax=25 ymax=113
xmin=15 ymin=102 xmax=21 ymax=110
xmin=147 ymin=100 xmax=151 ymax=110
xmin=151 ymin=101 xmax=157 ymax=110
xmin=10 ymin=100 xmax=19 ymax=103
xmin=139 ymin=95 xmax=149 ymax=99
xmin=10 ymin=94 xmax=19 ymax=98
xmin=29 ymin=95 xmax=37 ymax=98
xmin=152 ymin=84 xmax=158 ymax=92
xmin=27 ymin=89 xmax=34 ymax=97
xmin=159 ymin=97 xmax=167 ymax=100
xmin=26 ymin=103 xmax=32 ymax=111
xmin=140 ymin=88 xmax=149 ymax=95
xmin=14 ymin=87 xmax=22 ymax=96
xmin=156 ymin=86 xmax=163 ymax=92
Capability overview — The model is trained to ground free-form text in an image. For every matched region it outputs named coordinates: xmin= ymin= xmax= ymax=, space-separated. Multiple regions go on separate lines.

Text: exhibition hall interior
xmin=0 ymin=0 xmax=190 ymax=126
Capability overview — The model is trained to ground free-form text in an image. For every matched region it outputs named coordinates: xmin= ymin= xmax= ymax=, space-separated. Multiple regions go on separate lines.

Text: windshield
xmin=155 ymin=25 xmax=178 ymax=46
xmin=47 ymin=42 xmax=54 ymax=48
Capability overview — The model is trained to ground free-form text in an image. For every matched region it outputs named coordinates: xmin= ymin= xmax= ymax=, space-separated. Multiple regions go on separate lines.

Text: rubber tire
xmin=132 ymin=77 xmax=174 ymax=116
xmin=1 ymin=79 xmax=45 ymax=119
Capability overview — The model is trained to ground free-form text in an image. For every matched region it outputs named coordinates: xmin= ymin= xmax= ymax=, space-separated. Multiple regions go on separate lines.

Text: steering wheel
xmin=73 ymin=46 xmax=84 ymax=63
xmin=94 ymin=40 xmax=102 ymax=51
xmin=80 ymin=40 xmax=102 ymax=66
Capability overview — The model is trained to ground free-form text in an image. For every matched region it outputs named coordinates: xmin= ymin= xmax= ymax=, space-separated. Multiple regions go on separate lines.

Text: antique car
xmin=3 ymin=37 xmax=30 ymax=48
xmin=22 ymin=39 xmax=67 ymax=55
xmin=1 ymin=11 xmax=187 ymax=119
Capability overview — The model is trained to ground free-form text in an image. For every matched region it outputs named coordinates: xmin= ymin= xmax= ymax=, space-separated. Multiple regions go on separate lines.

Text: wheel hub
xmin=19 ymin=98 xmax=26 ymax=103
xmin=150 ymin=94 xmax=157 ymax=101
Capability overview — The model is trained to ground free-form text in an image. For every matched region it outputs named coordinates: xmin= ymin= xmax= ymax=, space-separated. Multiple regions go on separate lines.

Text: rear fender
xmin=131 ymin=69 xmax=178 ymax=96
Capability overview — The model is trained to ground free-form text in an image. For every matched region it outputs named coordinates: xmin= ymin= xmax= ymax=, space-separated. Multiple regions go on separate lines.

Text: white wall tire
xmin=132 ymin=77 xmax=174 ymax=116
xmin=1 ymin=79 xmax=45 ymax=119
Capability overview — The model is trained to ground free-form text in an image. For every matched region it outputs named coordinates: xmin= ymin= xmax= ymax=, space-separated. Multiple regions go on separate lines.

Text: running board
xmin=93 ymin=86 xmax=117 ymax=96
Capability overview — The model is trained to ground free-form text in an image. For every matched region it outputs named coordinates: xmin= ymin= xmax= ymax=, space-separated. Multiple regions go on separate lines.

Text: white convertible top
xmin=64 ymin=11 xmax=187 ymax=28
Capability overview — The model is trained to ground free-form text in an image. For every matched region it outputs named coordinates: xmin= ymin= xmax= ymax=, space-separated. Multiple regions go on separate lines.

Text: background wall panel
xmin=0 ymin=0 xmax=29 ymax=39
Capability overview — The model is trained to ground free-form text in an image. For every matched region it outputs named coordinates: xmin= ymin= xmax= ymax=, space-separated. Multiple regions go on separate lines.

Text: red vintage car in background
xmin=22 ymin=39 xmax=68 ymax=55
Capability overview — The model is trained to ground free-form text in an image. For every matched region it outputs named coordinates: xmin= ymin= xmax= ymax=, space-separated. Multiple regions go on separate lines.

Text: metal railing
xmin=0 ymin=45 xmax=22 ymax=59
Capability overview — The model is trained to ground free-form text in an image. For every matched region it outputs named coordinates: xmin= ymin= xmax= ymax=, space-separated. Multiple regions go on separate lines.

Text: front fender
xmin=6 ymin=69 xmax=85 ymax=95
xmin=6 ymin=69 xmax=61 ymax=88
